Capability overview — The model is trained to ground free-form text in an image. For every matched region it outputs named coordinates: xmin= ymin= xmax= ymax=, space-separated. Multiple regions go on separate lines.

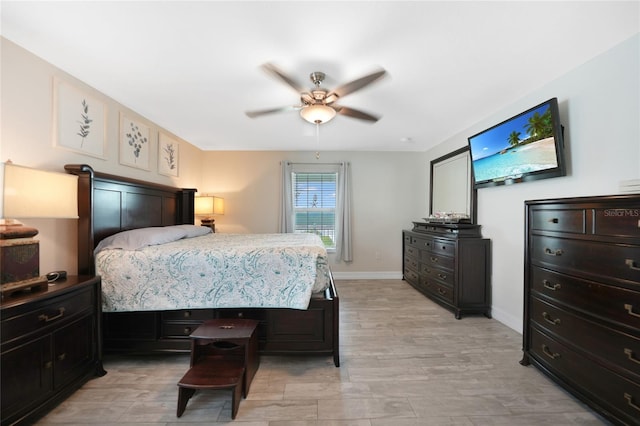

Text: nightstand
xmin=1 ymin=275 xmax=104 ymax=425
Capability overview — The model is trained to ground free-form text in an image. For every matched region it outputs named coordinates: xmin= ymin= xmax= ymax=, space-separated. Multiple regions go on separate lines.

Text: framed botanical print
xmin=158 ymin=131 xmax=179 ymax=177
xmin=119 ymin=113 xmax=150 ymax=170
xmin=53 ymin=78 xmax=107 ymax=158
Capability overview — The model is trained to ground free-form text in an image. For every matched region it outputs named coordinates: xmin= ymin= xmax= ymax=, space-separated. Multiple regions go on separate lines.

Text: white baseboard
xmin=331 ymin=271 xmax=403 ymax=280
xmin=490 ymin=306 xmax=523 ymax=334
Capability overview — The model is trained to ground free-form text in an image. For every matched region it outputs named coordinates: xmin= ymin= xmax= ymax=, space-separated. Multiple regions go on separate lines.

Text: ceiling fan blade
xmin=334 ymin=106 xmax=381 ymax=122
xmin=327 ymin=69 xmax=387 ymax=101
xmin=261 ymin=63 xmax=307 ymax=94
xmin=245 ymin=105 xmax=302 ymax=118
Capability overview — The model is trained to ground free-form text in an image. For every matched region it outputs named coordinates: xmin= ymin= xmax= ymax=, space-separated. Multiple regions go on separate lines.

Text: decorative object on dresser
xmin=1 ymin=162 xmax=78 ymax=297
xmin=0 ymin=275 xmax=105 ymax=426
xmin=403 ymin=221 xmax=491 ymax=319
xmin=521 ymin=195 xmax=640 ymax=425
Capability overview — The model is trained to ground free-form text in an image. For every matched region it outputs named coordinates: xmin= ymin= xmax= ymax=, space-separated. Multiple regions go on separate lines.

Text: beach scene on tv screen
xmin=470 ymin=103 xmax=558 ymax=182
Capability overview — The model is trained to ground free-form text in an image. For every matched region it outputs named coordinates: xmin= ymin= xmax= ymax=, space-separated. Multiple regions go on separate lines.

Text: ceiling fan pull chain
xmin=315 ymin=123 xmax=321 ymax=159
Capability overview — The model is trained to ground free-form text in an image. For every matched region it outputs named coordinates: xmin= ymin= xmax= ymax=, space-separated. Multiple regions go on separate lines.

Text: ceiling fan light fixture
xmin=300 ymin=104 xmax=336 ymax=124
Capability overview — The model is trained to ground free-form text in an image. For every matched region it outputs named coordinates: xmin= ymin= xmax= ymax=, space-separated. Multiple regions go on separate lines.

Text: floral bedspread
xmin=95 ymin=233 xmax=331 ymax=312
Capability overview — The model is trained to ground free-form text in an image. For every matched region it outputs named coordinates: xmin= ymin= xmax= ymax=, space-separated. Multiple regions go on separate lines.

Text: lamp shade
xmin=2 ymin=163 xmax=78 ymax=219
xmin=300 ymin=104 xmax=336 ymax=124
xmin=195 ymin=196 xmax=224 ymax=216
xmin=194 ymin=196 xmax=214 ymax=215
xmin=213 ymin=196 xmax=225 ymax=215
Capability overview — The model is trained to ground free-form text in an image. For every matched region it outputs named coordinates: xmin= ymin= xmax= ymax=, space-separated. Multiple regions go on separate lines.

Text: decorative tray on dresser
xmin=402 ymin=221 xmax=491 ymax=319
xmin=521 ymin=194 xmax=640 ymax=425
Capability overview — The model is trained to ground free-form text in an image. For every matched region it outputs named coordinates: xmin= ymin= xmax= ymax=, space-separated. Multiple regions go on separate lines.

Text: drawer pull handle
xmin=624 ymin=348 xmax=640 ymax=365
xmin=237 ymin=312 xmax=244 ymax=318
xmin=542 ymin=344 xmax=560 ymax=360
xmin=625 ymin=259 xmax=640 ymax=271
xmin=437 ymin=273 xmax=447 ymax=280
xmin=624 ymin=304 xmax=640 ymax=318
xmin=542 ymin=312 xmax=561 ymax=326
xmin=624 ymin=393 xmax=640 ymax=412
xmin=183 ymin=311 xmax=191 ymax=318
xmin=39 ymin=307 xmax=65 ymax=323
xmin=44 ymin=361 xmax=53 ymax=369
xmin=542 ymin=280 xmax=561 ymax=291
xmin=437 ymin=288 xmax=447 ymax=296
xmin=184 ymin=327 xmax=192 ymax=335
xmin=548 ymin=218 xmax=559 ymax=223
xmin=57 ymin=353 xmax=66 ymax=361
xmin=544 ymin=248 xmax=563 ymax=256
xmin=430 ymin=257 xmax=439 ymax=263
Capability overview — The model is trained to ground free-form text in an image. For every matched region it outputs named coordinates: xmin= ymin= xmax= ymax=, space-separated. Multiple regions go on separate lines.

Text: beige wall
xmin=200 ymin=150 xmax=426 ymax=276
xmin=1 ymin=38 xmax=203 ymax=274
xmin=1 ymin=37 xmax=427 ymax=278
xmin=3 ymin=34 xmax=638 ymax=334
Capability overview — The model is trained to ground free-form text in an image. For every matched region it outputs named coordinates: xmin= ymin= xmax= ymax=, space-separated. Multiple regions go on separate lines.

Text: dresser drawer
xmin=422 ymin=278 xmax=454 ymax=304
xmin=431 ymin=239 xmax=455 ymax=257
xmin=530 ymin=266 xmax=640 ymax=331
xmin=530 ymin=208 xmax=586 ymax=234
xmin=529 ymin=327 xmax=640 ymax=424
xmin=594 ymin=206 xmax=640 ymax=238
xmin=404 ymin=245 xmax=419 ymax=260
xmin=162 ymin=322 xmax=203 ymax=338
xmin=1 ymin=286 xmax=94 ymax=344
xmin=421 ymin=263 xmax=454 ymax=286
xmin=161 ymin=309 xmax=214 ymax=321
xmin=531 ymin=297 xmax=640 ymax=379
xmin=421 ymin=251 xmax=454 ymax=271
xmin=530 ymin=235 xmax=640 ymax=284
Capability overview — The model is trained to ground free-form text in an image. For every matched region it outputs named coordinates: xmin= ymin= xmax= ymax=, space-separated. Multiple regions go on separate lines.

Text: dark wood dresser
xmin=402 ymin=222 xmax=491 ymax=319
xmin=1 ymin=276 xmax=104 ymax=426
xmin=521 ymin=195 xmax=640 ymax=425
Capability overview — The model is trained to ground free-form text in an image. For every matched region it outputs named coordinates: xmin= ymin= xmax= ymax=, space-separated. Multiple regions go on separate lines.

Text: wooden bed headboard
xmin=65 ymin=164 xmax=196 ymax=275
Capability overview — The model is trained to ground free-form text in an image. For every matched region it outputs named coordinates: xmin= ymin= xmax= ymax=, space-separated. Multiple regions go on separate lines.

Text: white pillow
xmin=170 ymin=224 xmax=212 ymax=238
xmin=95 ymin=226 xmax=188 ymax=253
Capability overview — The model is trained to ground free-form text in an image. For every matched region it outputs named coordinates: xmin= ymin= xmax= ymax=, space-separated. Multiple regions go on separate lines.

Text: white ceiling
xmin=2 ymin=1 xmax=638 ymax=152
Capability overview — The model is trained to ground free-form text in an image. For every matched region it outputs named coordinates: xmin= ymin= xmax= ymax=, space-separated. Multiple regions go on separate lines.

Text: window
xmin=292 ymin=172 xmax=337 ymax=249
xmin=281 ymin=161 xmax=352 ymax=261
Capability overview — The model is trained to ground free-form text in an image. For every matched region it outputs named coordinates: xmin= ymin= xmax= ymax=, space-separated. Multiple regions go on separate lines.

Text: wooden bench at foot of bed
xmin=102 ymin=282 xmax=339 ymax=367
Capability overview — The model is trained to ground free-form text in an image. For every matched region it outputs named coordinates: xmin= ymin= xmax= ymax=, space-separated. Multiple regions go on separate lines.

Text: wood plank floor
xmin=37 ymin=279 xmax=610 ymax=425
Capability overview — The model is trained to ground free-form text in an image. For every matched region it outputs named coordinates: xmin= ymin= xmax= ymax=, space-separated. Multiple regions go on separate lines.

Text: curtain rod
xmin=284 ymin=161 xmax=345 ymax=166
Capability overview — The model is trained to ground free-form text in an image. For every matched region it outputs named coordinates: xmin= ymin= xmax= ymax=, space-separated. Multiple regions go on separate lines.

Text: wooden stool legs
xmin=176 ymin=387 xmax=195 ymax=418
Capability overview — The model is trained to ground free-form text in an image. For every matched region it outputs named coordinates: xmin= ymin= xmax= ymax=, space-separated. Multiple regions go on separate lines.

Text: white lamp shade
xmin=195 ymin=196 xmax=224 ymax=215
xmin=213 ymin=197 xmax=224 ymax=215
xmin=194 ymin=196 xmax=214 ymax=215
xmin=300 ymin=104 xmax=337 ymax=124
xmin=2 ymin=163 xmax=78 ymax=219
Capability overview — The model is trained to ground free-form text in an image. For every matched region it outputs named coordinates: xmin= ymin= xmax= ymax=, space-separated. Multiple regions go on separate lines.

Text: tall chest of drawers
xmin=521 ymin=195 xmax=640 ymax=425
xmin=403 ymin=222 xmax=491 ymax=319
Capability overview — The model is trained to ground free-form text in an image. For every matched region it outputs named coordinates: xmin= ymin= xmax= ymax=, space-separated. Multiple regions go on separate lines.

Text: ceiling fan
xmin=245 ymin=63 xmax=387 ymax=125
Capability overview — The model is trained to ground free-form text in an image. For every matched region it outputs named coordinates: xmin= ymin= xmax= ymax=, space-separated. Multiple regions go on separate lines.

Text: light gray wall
xmin=425 ymin=34 xmax=640 ymax=332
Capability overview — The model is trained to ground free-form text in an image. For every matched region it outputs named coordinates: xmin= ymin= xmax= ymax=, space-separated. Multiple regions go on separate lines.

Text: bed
xmin=65 ymin=164 xmax=340 ymax=367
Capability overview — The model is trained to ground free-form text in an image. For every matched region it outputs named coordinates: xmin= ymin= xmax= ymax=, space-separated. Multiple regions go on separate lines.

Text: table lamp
xmin=195 ymin=195 xmax=224 ymax=230
xmin=1 ymin=162 xmax=78 ymax=295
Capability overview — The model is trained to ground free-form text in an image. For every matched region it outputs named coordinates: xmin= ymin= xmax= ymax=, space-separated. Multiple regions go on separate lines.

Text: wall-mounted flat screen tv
xmin=467 ymin=97 xmax=566 ymax=189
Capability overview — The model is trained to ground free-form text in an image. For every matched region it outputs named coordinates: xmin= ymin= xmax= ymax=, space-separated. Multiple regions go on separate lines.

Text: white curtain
xmin=335 ymin=162 xmax=352 ymax=262
xmin=279 ymin=161 xmax=294 ymax=233
xmin=279 ymin=161 xmax=352 ymax=262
